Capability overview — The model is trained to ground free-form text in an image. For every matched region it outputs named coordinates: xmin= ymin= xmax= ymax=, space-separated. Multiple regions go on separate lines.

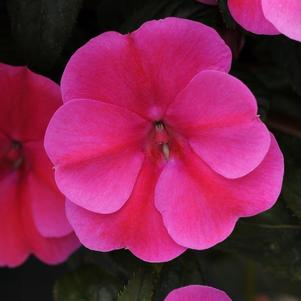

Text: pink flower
xmin=45 ymin=17 xmax=284 ymax=262
xmin=0 ymin=63 xmax=79 ymax=267
xmin=164 ymin=285 xmax=232 ymax=301
xmin=198 ymin=0 xmax=301 ymax=42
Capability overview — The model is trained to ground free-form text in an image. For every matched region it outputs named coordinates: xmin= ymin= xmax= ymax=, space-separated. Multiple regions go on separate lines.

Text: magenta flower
xmin=164 ymin=285 xmax=232 ymax=301
xmin=45 ymin=17 xmax=284 ymax=262
xmin=0 ymin=63 xmax=79 ymax=267
xmin=198 ymin=0 xmax=301 ymax=42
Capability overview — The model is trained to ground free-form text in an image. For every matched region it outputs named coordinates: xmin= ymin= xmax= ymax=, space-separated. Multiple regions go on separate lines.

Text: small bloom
xmin=198 ymin=0 xmax=301 ymax=42
xmin=164 ymin=285 xmax=232 ymax=301
xmin=45 ymin=17 xmax=283 ymax=262
xmin=0 ymin=63 xmax=79 ymax=267
xmin=260 ymin=0 xmax=301 ymax=42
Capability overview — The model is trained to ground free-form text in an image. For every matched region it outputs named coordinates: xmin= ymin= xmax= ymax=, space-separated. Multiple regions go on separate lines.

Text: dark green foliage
xmin=118 ymin=269 xmax=154 ymax=301
xmin=219 ymin=214 xmax=301 ymax=280
xmin=7 ymin=0 xmax=83 ymax=71
xmin=54 ymin=264 xmax=122 ymax=301
xmin=152 ymin=253 xmax=204 ymax=300
xmin=282 ymin=41 xmax=301 ymax=98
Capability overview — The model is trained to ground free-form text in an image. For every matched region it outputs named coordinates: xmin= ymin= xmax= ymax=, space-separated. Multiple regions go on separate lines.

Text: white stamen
xmin=162 ymin=143 xmax=170 ymax=160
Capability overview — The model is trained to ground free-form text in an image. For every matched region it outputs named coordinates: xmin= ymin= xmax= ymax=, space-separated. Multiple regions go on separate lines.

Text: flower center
xmin=1 ymin=139 xmax=24 ymax=171
xmin=154 ymin=121 xmax=170 ymax=160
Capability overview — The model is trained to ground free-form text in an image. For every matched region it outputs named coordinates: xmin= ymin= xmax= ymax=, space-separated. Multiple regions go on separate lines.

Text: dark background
xmin=0 ymin=258 xmax=66 ymax=300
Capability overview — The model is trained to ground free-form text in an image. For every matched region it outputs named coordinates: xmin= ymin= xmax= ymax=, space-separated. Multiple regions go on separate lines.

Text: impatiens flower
xmin=164 ymin=285 xmax=232 ymax=301
xmin=198 ymin=0 xmax=301 ymax=42
xmin=45 ymin=17 xmax=284 ymax=262
xmin=0 ymin=63 xmax=79 ymax=267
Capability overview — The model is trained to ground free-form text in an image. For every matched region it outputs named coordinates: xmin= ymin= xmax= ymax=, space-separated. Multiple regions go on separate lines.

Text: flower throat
xmin=154 ymin=121 xmax=170 ymax=160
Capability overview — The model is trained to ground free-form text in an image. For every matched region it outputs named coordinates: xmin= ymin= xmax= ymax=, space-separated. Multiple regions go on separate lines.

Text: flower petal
xmin=223 ymin=134 xmax=284 ymax=217
xmin=166 ymin=70 xmax=271 ymax=178
xmin=61 ymin=18 xmax=231 ymax=119
xmin=61 ymin=31 xmax=155 ymax=117
xmin=262 ymin=0 xmax=301 ymax=42
xmin=21 ymin=195 xmax=80 ymax=265
xmin=45 ymin=99 xmax=149 ymax=166
xmin=66 ymin=160 xmax=185 ymax=262
xmin=228 ymin=0 xmax=279 ymax=34
xmin=155 ymin=155 xmax=238 ymax=250
xmin=131 ymin=17 xmax=231 ymax=117
xmin=155 ymin=136 xmax=283 ymax=249
xmin=189 ymin=119 xmax=270 ymax=178
xmin=24 ymin=141 xmax=72 ymax=237
xmin=166 ymin=70 xmax=257 ymax=129
xmin=165 ymin=285 xmax=232 ymax=301
xmin=45 ymin=99 xmax=148 ymax=214
xmin=56 ymin=149 xmax=144 ymax=214
xmin=0 ymin=63 xmax=61 ymax=142
xmin=0 ymin=174 xmax=29 ymax=267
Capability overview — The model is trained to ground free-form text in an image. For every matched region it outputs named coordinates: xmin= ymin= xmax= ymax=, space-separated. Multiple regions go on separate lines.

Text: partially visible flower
xmin=45 ymin=17 xmax=283 ymax=263
xmin=0 ymin=63 xmax=79 ymax=267
xmin=164 ymin=285 xmax=232 ymax=301
xmin=198 ymin=0 xmax=301 ymax=42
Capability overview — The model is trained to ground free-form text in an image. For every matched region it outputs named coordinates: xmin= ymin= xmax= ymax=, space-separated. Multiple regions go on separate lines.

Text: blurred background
xmin=1 ymin=0 xmax=301 ymax=300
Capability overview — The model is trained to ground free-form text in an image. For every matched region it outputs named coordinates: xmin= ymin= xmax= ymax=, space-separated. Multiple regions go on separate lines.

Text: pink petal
xmin=166 ymin=71 xmax=257 ymax=131
xmin=61 ymin=18 xmax=231 ymax=119
xmin=155 ymin=153 xmax=238 ymax=250
xmin=155 ymin=136 xmax=283 ymax=249
xmin=56 ymin=149 xmax=144 ymax=214
xmin=0 ymin=174 xmax=29 ymax=267
xmin=24 ymin=141 xmax=72 ymax=237
xmin=45 ymin=99 xmax=150 ymax=166
xmin=197 ymin=0 xmax=218 ymax=5
xmin=66 ymin=160 xmax=185 ymax=263
xmin=45 ymin=100 xmax=148 ymax=214
xmin=166 ymin=70 xmax=270 ymax=178
xmin=228 ymin=0 xmax=279 ymax=34
xmin=189 ymin=119 xmax=270 ymax=179
xmin=21 ymin=196 xmax=80 ymax=265
xmin=61 ymin=31 xmax=155 ymax=117
xmin=223 ymin=134 xmax=284 ymax=217
xmin=262 ymin=0 xmax=301 ymax=42
xmin=0 ymin=63 xmax=61 ymax=142
xmin=165 ymin=285 xmax=232 ymax=301
xmin=131 ymin=17 xmax=231 ymax=118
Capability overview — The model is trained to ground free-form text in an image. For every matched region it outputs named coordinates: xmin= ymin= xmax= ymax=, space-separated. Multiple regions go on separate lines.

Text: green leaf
xmin=118 ymin=269 xmax=153 ymax=301
xmin=7 ymin=0 xmax=83 ymax=71
xmin=219 ymin=211 xmax=301 ymax=281
xmin=282 ymin=41 xmax=301 ymax=98
xmin=284 ymin=170 xmax=301 ymax=221
xmin=0 ymin=5 xmax=22 ymax=65
xmin=54 ymin=264 xmax=122 ymax=301
xmin=279 ymin=133 xmax=301 ymax=221
xmin=247 ymin=37 xmax=301 ymax=99
xmin=152 ymin=253 xmax=204 ymax=301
